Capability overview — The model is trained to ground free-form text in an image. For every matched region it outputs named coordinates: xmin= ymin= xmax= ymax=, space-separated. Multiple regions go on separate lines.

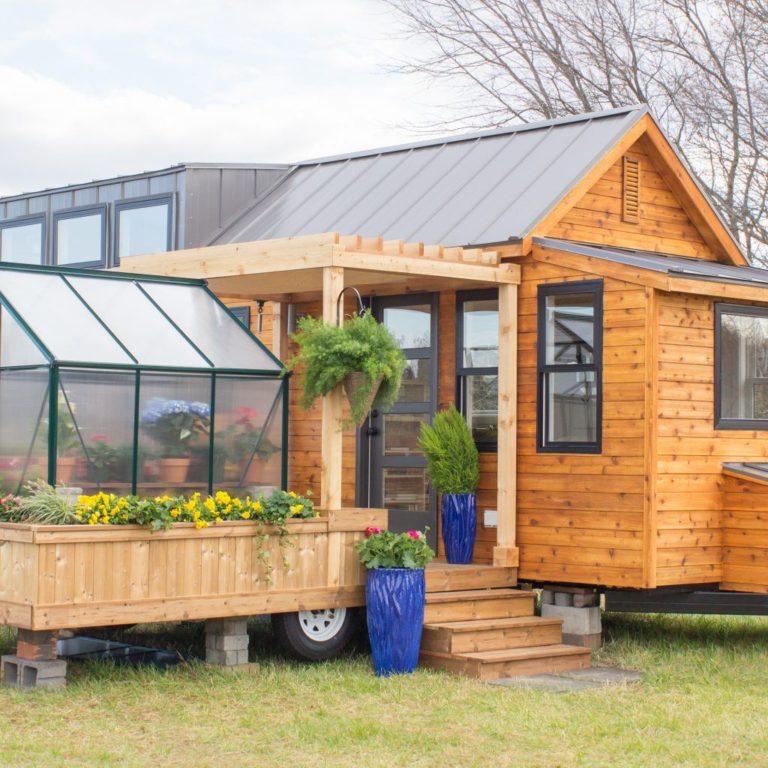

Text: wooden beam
xmin=666 ymin=276 xmax=768 ymax=303
xmin=494 ymin=281 xmax=520 ymax=569
xmin=320 ymin=266 xmax=345 ymax=510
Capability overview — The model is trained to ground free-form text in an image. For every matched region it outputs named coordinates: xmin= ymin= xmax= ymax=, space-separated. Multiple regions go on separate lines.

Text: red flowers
xmin=234 ymin=406 xmax=261 ymax=424
xmin=407 ymin=530 xmax=421 ymax=540
xmin=364 ymin=526 xmax=382 ymax=538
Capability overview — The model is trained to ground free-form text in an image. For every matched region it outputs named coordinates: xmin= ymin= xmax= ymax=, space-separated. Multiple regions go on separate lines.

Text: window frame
xmin=113 ymin=194 xmax=175 ymax=266
xmin=536 ymin=279 xmax=603 ymax=454
xmin=0 ymin=214 xmax=46 ymax=265
xmin=229 ymin=305 xmax=251 ymax=328
xmin=714 ymin=302 xmax=768 ymax=430
xmin=52 ymin=204 xmax=108 ymax=269
xmin=456 ymin=288 xmax=499 ymax=452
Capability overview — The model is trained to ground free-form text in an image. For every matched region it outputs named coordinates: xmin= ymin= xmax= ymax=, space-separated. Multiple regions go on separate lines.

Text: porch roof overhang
xmin=115 ymin=232 xmax=520 ymax=299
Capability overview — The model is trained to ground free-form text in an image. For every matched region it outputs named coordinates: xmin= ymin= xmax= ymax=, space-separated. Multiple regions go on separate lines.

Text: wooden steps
xmin=420 ymin=644 xmax=592 ymax=681
xmin=419 ymin=568 xmax=593 ymax=680
xmin=421 ymin=616 xmax=563 ymax=654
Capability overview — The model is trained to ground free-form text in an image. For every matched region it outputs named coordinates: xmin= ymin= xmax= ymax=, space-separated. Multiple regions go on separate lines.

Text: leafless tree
xmin=385 ymin=0 xmax=768 ymax=262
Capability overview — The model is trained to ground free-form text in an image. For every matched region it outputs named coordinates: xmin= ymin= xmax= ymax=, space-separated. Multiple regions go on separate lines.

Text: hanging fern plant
xmin=283 ymin=310 xmax=406 ymax=428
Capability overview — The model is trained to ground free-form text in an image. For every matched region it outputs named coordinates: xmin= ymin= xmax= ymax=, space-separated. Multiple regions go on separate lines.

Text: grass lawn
xmin=0 ymin=612 xmax=766 ymax=767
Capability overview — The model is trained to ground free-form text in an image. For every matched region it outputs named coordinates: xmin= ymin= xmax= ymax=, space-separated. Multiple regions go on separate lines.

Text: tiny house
xmin=116 ymin=104 xmax=768 ymax=596
xmin=4 ymin=103 xmax=768 ymax=681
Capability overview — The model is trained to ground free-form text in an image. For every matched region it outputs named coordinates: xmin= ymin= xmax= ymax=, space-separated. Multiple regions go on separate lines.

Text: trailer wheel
xmin=271 ymin=607 xmax=359 ymax=661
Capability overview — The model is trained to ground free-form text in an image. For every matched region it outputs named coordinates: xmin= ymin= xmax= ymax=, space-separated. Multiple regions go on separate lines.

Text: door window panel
xmin=382 ymin=467 xmax=429 ymax=511
xmin=383 ymin=413 xmax=428 ymax=456
xmin=383 ymin=304 xmax=431 ymax=348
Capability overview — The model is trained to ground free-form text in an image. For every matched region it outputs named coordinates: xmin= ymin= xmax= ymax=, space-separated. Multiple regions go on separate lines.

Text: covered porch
xmin=117 ymin=232 xmax=521 ymax=569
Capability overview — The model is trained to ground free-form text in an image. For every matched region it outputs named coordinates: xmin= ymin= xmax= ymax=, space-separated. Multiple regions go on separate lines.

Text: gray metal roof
xmin=211 ymin=106 xmax=648 ymax=247
xmin=535 ymin=238 xmax=768 ymax=288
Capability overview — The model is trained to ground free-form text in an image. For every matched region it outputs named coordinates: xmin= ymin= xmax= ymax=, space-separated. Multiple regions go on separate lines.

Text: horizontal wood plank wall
xmin=516 ymin=251 xmax=648 ymax=588
xmin=547 ymin=136 xmax=717 ymax=261
xmin=654 ymin=291 xmax=768 ymax=588
xmin=437 ymin=292 xmax=496 ymax=563
xmin=285 ymin=300 xmax=358 ymax=506
xmin=722 ymin=474 xmax=768 ymax=592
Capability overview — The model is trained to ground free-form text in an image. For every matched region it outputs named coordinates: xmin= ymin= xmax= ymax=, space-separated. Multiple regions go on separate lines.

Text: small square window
xmin=115 ymin=197 xmax=173 ymax=263
xmin=53 ymin=207 xmax=106 ymax=268
xmin=0 ymin=216 xmax=45 ymax=264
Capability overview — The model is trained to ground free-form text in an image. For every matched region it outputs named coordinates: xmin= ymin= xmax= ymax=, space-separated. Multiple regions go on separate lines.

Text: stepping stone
xmin=488 ymin=666 xmax=642 ymax=692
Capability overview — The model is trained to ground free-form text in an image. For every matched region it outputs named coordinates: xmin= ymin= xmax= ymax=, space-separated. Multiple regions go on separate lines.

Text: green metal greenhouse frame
xmin=0 ymin=262 xmax=288 ymax=495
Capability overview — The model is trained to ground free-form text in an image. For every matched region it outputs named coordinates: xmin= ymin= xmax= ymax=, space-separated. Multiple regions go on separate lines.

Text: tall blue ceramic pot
xmin=365 ymin=567 xmax=426 ymax=676
xmin=441 ymin=492 xmax=477 ymax=564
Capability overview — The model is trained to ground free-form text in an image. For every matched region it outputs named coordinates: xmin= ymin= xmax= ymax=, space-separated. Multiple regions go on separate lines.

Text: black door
xmin=358 ymin=294 xmax=438 ymax=548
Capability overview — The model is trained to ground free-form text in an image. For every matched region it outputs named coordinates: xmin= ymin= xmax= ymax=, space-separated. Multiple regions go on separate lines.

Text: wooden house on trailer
xmin=5 ymin=103 xmax=768 ymax=681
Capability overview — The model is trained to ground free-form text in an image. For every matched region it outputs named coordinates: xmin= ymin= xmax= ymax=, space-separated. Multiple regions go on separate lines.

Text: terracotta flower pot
xmin=239 ymin=454 xmax=280 ymax=485
xmin=56 ymin=456 xmax=79 ymax=485
xmin=157 ymin=457 xmax=191 ymax=484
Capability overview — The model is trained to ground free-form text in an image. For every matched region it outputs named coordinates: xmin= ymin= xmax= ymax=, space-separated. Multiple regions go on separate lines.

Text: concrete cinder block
xmin=2 ymin=655 xmax=67 ymax=689
xmin=206 ymin=619 xmax=248 ymax=636
xmin=554 ymin=592 xmax=574 ymax=607
xmin=542 ymin=604 xmax=602 ymax=641
xmin=212 ymin=634 xmax=249 ymax=652
xmin=206 ymin=648 xmax=249 ymax=666
xmin=540 ymin=590 xmax=555 ymax=605
xmin=562 ymin=631 xmax=603 ymax=650
xmin=573 ymin=592 xmax=600 ymax=608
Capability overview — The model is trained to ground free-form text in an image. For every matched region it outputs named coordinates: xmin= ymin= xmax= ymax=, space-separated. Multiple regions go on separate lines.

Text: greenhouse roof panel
xmin=0 ymin=264 xmax=282 ymax=372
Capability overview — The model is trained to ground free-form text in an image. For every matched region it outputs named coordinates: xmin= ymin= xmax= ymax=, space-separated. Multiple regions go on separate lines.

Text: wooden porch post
xmin=494 ymin=282 xmax=520 ymax=568
xmin=320 ymin=266 xmax=345 ymax=510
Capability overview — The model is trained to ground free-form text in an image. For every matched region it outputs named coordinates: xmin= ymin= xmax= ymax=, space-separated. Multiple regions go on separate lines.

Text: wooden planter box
xmin=0 ymin=508 xmax=386 ymax=631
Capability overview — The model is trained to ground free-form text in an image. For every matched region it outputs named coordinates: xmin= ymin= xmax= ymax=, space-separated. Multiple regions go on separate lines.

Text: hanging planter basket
xmin=342 ymin=372 xmax=384 ymax=428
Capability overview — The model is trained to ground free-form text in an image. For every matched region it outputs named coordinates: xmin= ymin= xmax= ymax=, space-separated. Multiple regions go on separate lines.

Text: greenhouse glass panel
xmin=56 ymin=369 xmax=136 ymax=492
xmin=213 ymin=376 xmax=284 ymax=494
xmin=0 ymin=369 xmax=49 ymax=493
xmin=0 ymin=270 xmax=132 ymax=364
xmin=137 ymin=373 xmax=212 ymax=496
xmin=0 ymin=305 xmax=48 ymax=367
xmin=66 ymin=277 xmax=208 ymax=368
xmin=141 ymin=282 xmax=280 ymax=370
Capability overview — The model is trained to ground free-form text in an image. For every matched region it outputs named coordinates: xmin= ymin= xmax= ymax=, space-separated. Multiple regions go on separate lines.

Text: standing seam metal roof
xmin=210 ymin=106 xmax=648 ymax=248
xmin=535 ymin=238 xmax=768 ymax=288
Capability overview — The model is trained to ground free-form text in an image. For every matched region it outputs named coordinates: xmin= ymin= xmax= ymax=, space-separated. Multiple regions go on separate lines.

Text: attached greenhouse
xmin=0 ymin=263 xmax=286 ymax=496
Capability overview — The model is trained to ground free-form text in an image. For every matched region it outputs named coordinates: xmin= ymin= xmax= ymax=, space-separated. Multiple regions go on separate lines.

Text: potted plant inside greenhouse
xmin=356 ymin=527 xmax=434 ymax=676
xmin=418 ymin=405 xmax=480 ymax=564
xmin=284 ymin=308 xmax=406 ymax=427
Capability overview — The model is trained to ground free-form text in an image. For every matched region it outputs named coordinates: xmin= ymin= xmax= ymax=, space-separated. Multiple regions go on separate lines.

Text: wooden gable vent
xmin=622 ymin=156 xmax=641 ymax=223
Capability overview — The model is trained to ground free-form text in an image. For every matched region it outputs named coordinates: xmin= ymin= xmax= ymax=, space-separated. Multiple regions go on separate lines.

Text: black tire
xmin=271 ymin=607 xmax=360 ymax=661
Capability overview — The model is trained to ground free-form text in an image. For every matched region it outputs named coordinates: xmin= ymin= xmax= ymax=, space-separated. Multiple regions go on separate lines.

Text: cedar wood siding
xmin=547 ymin=135 xmax=718 ymax=261
xmin=656 ymin=292 xmax=768 ymax=591
xmin=515 ymin=250 xmax=648 ymax=588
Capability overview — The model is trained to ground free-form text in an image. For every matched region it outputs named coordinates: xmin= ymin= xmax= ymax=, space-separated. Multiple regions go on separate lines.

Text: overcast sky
xmin=0 ymin=0 xmax=452 ymax=196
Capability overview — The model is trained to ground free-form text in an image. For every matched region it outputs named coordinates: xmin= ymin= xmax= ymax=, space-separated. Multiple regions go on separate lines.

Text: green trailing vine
xmin=417 ymin=405 xmax=480 ymax=494
xmin=283 ymin=310 xmax=406 ymax=428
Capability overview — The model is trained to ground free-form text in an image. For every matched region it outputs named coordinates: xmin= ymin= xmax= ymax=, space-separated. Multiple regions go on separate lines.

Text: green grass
xmin=1 ymin=613 xmax=767 ymax=767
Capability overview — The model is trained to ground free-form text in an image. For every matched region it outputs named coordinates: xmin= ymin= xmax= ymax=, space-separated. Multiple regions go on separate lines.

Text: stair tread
xmin=459 ymin=644 xmax=592 ymax=662
xmin=423 ymin=616 xmax=562 ymax=633
xmin=425 ymin=588 xmax=532 ymax=604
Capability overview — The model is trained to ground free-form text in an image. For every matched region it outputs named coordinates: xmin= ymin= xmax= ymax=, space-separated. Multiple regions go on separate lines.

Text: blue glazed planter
xmin=442 ymin=493 xmax=477 ymax=564
xmin=365 ymin=567 xmax=426 ymax=677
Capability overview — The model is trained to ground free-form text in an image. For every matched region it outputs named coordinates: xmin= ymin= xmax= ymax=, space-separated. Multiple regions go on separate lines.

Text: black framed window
xmin=715 ymin=303 xmax=768 ymax=429
xmin=53 ymin=205 xmax=107 ymax=268
xmin=230 ymin=306 xmax=251 ymax=328
xmin=114 ymin=195 xmax=174 ymax=264
xmin=537 ymin=280 xmax=603 ymax=453
xmin=0 ymin=215 xmax=45 ymax=264
xmin=457 ymin=289 xmax=498 ymax=450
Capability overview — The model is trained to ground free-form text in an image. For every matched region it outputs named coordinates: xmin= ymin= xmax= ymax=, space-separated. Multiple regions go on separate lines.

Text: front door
xmin=358 ymin=294 xmax=438 ymax=549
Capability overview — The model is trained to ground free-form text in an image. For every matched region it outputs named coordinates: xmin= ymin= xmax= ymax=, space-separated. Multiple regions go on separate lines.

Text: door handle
xmin=366 ymin=426 xmax=379 ymax=436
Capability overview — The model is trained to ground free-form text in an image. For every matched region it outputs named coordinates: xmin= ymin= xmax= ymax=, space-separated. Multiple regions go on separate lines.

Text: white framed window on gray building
xmin=0 ymin=215 xmax=45 ymax=265
xmin=53 ymin=206 xmax=107 ymax=268
xmin=114 ymin=195 xmax=174 ymax=263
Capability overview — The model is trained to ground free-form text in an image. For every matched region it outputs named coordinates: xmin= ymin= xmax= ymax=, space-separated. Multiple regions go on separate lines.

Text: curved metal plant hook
xmin=336 ymin=286 xmax=366 ymax=326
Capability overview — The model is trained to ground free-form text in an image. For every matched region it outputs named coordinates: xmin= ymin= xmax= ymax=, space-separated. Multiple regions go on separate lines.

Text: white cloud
xmin=0 ymin=0 xmax=451 ymax=196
